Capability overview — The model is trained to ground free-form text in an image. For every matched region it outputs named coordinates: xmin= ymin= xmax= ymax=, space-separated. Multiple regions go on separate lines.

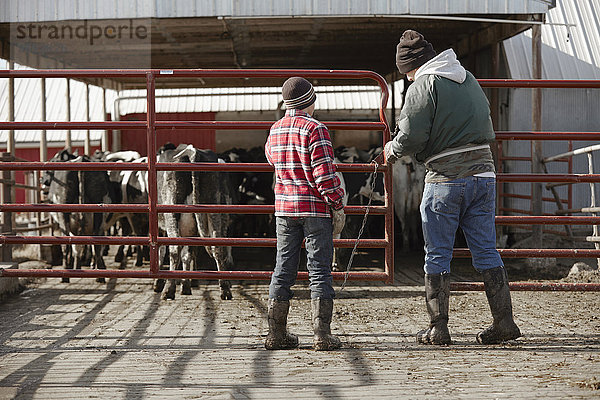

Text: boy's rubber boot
xmin=311 ymin=298 xmax=342 ymax=351
xmin=265 ymin=299 xmax=299 ymax=350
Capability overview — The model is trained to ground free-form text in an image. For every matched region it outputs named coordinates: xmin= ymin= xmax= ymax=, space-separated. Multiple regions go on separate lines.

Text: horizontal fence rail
xmin=1 ymin=74 xmax=600 ymax=291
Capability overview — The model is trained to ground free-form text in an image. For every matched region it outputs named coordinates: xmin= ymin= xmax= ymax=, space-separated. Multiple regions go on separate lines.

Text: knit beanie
xmin=282 ymin=77 xmax=317 ymax=110
xmin=395 ymin=30 xmax=437 ymax=74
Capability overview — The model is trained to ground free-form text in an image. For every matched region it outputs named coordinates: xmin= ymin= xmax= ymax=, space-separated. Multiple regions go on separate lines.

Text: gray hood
xmin=414 ymin=49 xmax=466 ymax=83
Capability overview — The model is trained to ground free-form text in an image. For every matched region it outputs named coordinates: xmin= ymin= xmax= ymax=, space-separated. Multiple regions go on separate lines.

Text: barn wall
xmin=502 ymin=87 xmax=600 ymax=220
xmin=120 ymin=112 xmax=216 ymax=155
xmin=214 ymin=109 xmax=382 ymax=153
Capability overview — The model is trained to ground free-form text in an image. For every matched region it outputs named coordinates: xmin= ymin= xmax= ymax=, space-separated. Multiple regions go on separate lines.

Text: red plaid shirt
xmin=265 ymin=109 xmax=345 ymax=217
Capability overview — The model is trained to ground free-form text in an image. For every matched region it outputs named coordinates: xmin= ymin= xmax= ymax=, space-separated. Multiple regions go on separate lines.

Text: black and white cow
xmin=219 ymin=146 xmax=275 ymax=238
xmin=334 ymin=146 xmax=425 ymax=255
xmin=97 ymin=150 xmax=150 ymax=267
xmin=333 ymin=146 xmax=385 ymax=270
xmin=155 ymin=144 xmax=234 ymax=300
xmin=392 ymin=156 xmax=426 ymax=251
xmin=41 ymin=149 xmax=117 ymax=283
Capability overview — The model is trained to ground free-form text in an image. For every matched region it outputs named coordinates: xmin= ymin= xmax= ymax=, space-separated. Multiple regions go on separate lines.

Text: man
xmin=384 ymin=30 xmax=521 ymax=345
xmin=264 ymin=76 xmax=346 ymax=351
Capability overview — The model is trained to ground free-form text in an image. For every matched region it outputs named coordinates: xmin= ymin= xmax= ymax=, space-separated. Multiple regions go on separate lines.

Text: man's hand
xmin=331 ymin=207 xmax=345 ymax=236
xmin=384 ymin=141 xmax=399 ymax=165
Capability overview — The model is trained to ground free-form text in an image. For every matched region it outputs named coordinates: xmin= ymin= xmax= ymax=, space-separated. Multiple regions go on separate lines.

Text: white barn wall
xmin=503 ymin=88 xmax=600 ymax=217
xmin=502 ymin=0 xmax=600 ymax=218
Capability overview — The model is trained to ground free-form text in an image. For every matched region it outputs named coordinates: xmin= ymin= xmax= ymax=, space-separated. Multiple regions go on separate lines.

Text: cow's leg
xmin=73 ymin=243 xmax=85 ymax=270
xmin=161 ymin=244 xmax=180 ymax=299
xmin=92 ymin=212 xmax=107 ymax=283
xmin=135 ymin=246 xmax=144 ymax=267
xmin=62 ymin=243 xmax=72 ymax=283
xmin=114 ymin=219 xmax=129 ymax=263
xmin=200 ymin=214 xmax=233 ymax=300
xmin=180 ymin=246 xmax=193 ymax=295
xmin=163 ymin=212 xmax=181 ymax=300
xmin=93 ymin=244 xmax=106 ymax=283
xmin=115 ymin=245 xmax=125 ymax=263
xmin=153 ymin=245 xmax=167 ymax=293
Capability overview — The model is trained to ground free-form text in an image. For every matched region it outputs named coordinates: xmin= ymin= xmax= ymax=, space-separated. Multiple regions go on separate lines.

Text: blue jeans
xmin=420 ymin=176 xmax=503 ymax=275
xmin=269 ymin=216 xmax=335 ymax=300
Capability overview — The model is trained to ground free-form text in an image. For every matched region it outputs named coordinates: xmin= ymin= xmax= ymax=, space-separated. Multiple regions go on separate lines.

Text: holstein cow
xmin=332 ymin=146 xmax=384 ymax=271
xmin=155 ymin=144 xmax=234 ymax=300
xmin=98 ymin=150 xmax=150 ymax=267
xmin=41 ymin=149 xmax=117 ymax=283
xmin=335 ymin=146 xmax=425 ymax=254
xmin=392 ymin=156 xmax=426 ymax=251
xmin=218 ymin=146 xmax=275 ymax=238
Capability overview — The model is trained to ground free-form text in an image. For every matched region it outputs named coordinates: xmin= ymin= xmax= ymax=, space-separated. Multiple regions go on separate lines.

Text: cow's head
xmin=41 ymin=149 xmax=77 ymax=190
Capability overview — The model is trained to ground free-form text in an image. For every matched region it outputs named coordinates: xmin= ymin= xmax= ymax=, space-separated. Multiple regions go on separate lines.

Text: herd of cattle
xmin=41 ymin=143 xmax=426 ymax=300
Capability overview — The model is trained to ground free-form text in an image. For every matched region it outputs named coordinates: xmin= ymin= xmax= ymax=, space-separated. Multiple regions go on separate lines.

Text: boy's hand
xmin=331 ymin=207 xmax=345 ymax=236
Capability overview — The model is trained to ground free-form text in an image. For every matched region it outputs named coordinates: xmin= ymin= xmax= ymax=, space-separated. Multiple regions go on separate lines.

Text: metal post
xmin=84 ymin=83 xmax=91 ymax=155
xmin=490 ymin=42 xmax=500 ymax=128
xmin=390 ymin=73 xmax=396 ymax=128
xmin=65 ymin=78 xmax=72 ymax=151
xmin=7 ymin=62 xmax=16 ymax=230
xmin=1 ymin=153 xmax=14 ymax=262
xmin=38 ymin=77 xmax=48 ymax=231
xmin=146 ymin=73 xmax=159 ymax=274
xmin=112 ymin=85 xmax=122 ymax=152
xmin=587 ymin=153 xmax=600 ymax=270
xmin=40 ymin=78 xmax=48 ymax=162
xmin=531 ymin=22 xmax=544 ymax=248
xmin=102 ymin=87 xmax=109 ymax=152
xmin=7 ymin=62 xmax=15 ymax=156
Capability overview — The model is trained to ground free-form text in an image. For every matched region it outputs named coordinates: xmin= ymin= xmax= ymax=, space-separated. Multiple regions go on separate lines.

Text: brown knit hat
xmin=396 ymin=30 xmax=437 ymax=74
xmin=282 ymin=77 xmax=317 ymax=110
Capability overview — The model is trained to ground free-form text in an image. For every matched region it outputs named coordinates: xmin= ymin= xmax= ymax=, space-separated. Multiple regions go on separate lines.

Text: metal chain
xmin=338 ymin=159 xmax=379 ymax=292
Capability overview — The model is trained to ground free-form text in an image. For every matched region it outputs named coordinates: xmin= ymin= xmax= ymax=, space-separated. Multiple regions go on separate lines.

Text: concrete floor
xmin=1 ymin=254 xmax=599 ymax=400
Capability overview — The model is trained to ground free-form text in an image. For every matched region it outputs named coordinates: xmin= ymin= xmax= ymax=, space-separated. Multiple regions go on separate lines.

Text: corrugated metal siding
xmin=501 ymin=1 xmax=600 ymax=215
xmin=116 ymin=85 xmax=393 ymax=116
xmin=1 ymin=58 xmax=402 ymax=145
xmin=0 ymin=0 xmax=553 ymax=23
xmin=504 ymin=0 xmax=600 ymax=79
xmin=502 ymin=88 xmax=600 ymax=215
xmin=0 ymin=59 xmax=115 ymax=147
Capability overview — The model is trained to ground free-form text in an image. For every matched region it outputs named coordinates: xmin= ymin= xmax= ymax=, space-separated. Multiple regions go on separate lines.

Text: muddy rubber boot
xmin=264 ymin=299 xmax=299 ymax=350
xmin=311 ymin=298 xmax=342 ymax=351
xmin=477 ymin=266 xmax=521 ymax=344
xmin=416 ymin=273 xmax=451 ymax=345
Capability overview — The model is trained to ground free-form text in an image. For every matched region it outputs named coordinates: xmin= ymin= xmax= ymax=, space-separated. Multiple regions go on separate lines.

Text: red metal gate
xmin=2 ymin=72 xmax=600 ymax=291
xmin=0 ymin=69 xmax=394 ymax=283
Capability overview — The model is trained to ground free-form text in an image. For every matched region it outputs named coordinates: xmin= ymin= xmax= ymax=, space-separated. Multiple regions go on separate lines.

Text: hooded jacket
xmin=387 ymin=49 xmax=496 ymax=181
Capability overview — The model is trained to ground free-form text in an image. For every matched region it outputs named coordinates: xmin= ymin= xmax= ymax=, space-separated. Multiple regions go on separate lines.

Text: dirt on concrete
xmin=1 ymin=243 xmax=599 ymax=398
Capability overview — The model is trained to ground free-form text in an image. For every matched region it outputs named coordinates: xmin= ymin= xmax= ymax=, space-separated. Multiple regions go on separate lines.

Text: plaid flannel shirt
xmin=265 ymin=109 xmax=345 ymax=217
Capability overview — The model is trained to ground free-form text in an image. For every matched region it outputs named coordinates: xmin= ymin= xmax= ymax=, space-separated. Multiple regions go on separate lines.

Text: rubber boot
xmin=264 ymin=299 xmax=299 ymax=350
xmin=311 ymin=298 xmax=342 ymax=351
xmin=477 ymin=266 xmax=521 ymax=344
xmin=416 ymin=273 xmax=452 ymax=345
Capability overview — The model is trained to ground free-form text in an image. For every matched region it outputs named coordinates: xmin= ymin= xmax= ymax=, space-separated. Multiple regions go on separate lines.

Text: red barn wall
xmin=0 ymin=145 xmax=100 ymax=204
xmin=119 ymin=112 xmax=216 ymax=155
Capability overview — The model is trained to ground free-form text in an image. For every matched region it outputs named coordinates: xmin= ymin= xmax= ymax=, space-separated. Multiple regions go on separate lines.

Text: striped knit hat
xmin=282 ymin=77 xmax=317 ymax=110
